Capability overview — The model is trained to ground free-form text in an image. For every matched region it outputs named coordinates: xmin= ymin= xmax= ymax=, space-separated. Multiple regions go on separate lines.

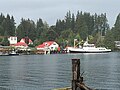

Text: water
xmin=0 ymin=52 xmax=120 ymax=90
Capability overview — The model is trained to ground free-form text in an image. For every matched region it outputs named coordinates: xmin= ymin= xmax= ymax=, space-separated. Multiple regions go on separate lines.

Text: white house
xmin=8 ymin=36 xmax=17 ymax=46
xmin=36 ymin=41 xmax=60 ymax=51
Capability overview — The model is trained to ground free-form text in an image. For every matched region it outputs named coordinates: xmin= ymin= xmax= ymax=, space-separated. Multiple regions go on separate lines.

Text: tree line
xmin=0 ymin=11 xmax=120 ymax=50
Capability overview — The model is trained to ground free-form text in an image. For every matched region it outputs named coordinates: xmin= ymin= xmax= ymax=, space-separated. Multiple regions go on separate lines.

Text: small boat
xmin=66 ymin=41 xmax=111 ymax=53
xmin=9 ymin=51 xmax=19 ymax=56
xmin=0 ymin=52 xmax=9 ymax=56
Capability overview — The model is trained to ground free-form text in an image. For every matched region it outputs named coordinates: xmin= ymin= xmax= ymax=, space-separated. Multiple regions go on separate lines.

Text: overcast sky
xmin=0 ymin=0 xmax=119 ymax=27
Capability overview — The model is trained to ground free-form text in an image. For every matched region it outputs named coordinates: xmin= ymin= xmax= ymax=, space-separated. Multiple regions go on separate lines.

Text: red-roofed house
xmin=20 ymin=37 xmax=33 ymax=45
xmin=14 ymin=42 xmax=28 ymax=48
xmin=36 ymin=41 xmax=59 ymax=51
xmin=10 ymin=37 xmax=33 ymax=48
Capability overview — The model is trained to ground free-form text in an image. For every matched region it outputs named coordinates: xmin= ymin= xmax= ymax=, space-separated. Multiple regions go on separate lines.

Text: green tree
xmin=75 ymin=12 xmax=88 ymax=40
xmin=71 ymin=13 xmax=75 ymax=31
xmin=16 ymin=19 xmax=36 ymax=41
xmin=83 ymin=12 xmax=94 ymax=35
xmin=0 ymin=13 xmax=5 ymax=25
xmin=93 ymin=13 xmax=109 ymax=36
xmin=1 ymin=14 xmax=15 ymax=36
xmin=45 ymin=29 xmax=58 ymax=41
xmin=0 ymin=13 xmax=5 ymax=35
xmin=37 ymin=21 xmax=49 ymax=43
xmin=65 ymin=11 xmax=72 ymax=29
xmin=0 ymin=25 xmax=4 ymax=35
xmin=55 ymin=19 xmax=65 ymax=35
xmin=104 ymin=30 xmax=115 ymax=50
xmin=1 ymin=37 xmax=9 ymax=46
xmin=113 ymin=13 xmax=120 ymax=40
xmin=36 ymin=18 xmax=44 ymax=38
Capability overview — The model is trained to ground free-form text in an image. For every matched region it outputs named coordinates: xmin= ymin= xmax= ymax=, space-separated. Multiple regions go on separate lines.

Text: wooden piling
xmin=71 ymin=59 xmax=94 ymax=90
xmin=72 ymin=59 xmax=81 ymax=90
xmin=53 ymin=59 xmax=94 ymax=90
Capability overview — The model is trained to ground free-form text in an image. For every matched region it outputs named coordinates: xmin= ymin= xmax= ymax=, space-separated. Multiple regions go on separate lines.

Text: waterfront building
xmin=36 ymin=41 xmax=59 ymax=51
xmin=14 ymin=42 xmax=28 ymax=48
xmin=8 ymin=36 xmax=17 ymax=46
xmin=20 ymin=37 xmax=33 ymax=45
xmin=8 ymin=36 xmax=33 ymax=51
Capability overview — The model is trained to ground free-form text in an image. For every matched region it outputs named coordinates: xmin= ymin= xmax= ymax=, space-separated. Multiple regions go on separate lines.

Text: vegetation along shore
xmin=0 ymin=11 xmax=120 ymax=52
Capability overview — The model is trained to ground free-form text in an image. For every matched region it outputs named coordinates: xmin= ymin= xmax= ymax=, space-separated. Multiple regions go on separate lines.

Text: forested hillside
xmin=0 ymin=11 xmax=120 ymax=50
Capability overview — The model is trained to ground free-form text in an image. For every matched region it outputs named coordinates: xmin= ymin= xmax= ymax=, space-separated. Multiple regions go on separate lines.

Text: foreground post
xmin=53 ymin=59 xmax=94 ymax=90
xmin=72 ymin=59 xmax=80 ymax=90
xmin=72 ymin=59 xmax=93 ymax=90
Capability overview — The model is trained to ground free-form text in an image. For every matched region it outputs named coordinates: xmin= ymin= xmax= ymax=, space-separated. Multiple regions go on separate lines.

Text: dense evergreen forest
xmin=0 ymin=11 xmax=120 ymax=50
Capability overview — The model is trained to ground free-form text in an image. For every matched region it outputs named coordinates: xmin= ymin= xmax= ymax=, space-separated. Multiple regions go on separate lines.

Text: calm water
xmin=0 ymin=52 xmax=120 ymax=90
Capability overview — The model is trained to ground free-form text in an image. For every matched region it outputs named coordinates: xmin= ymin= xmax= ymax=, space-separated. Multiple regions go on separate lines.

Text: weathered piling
xmin=72 ymin=59 xmax=81 ymax=90
xmin=72 ymin=59 xmax=93 ymax=90
xmin=53 ymin=59 xmax=94 ymax=90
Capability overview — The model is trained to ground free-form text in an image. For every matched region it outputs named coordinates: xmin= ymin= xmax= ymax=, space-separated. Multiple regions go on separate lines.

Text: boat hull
xmin=69 ymin=50 xmax=111 ymax=53
xmin=68 ymin=47 xmax=111 ymax=53
xmin=8 ymin=54 xmax=19 ymax=56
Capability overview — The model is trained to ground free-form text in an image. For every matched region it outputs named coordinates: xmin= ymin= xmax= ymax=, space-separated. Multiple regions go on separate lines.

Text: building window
xmin=11 ymin=37 xmax=13 ymax=40
xmin=14 ymin=37 xmax=17 ymax=40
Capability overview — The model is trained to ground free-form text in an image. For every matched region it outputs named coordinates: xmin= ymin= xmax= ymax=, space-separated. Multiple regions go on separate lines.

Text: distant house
xmin=14 ymin=42 xmax=28 ymax=48
xmin=20 ymin=37 xmax=33 ymax=45
xmin=8 ymin=36 xmax=17 ymax=46
xmin=36 ymin=41 xmax=60 ymax=51
xmin=13 ymin=37 xmax=33 ymax=49
xmin=115 ymin=41 xmax=120 ymax=49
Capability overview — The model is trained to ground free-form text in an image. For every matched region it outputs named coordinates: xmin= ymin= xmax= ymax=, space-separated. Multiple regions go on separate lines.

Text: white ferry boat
xmin=66 ymin=41 xmax=111 ymax=53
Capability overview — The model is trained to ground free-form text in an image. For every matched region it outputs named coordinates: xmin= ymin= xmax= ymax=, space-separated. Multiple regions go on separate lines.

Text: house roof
xmin=43 ymin=41 xmax=55 ymax=46
xmin=20 ymin=38 xmax=33 ymax=43
xmin=14 ymin=42 xmax=28 ymax=46
xmin=36 ymin=44 xmax=45 ymax=48
xmin=36 ymin=41 xmax=55 ymax=48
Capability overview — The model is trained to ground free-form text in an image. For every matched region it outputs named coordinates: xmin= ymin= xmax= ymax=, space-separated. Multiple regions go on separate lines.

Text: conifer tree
xmin=113 ymin=13 xmax=120 ymax=40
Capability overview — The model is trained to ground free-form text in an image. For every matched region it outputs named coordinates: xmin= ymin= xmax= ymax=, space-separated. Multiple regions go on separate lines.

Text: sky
xmin=0 ymin=0 xmax=119 ymax=27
